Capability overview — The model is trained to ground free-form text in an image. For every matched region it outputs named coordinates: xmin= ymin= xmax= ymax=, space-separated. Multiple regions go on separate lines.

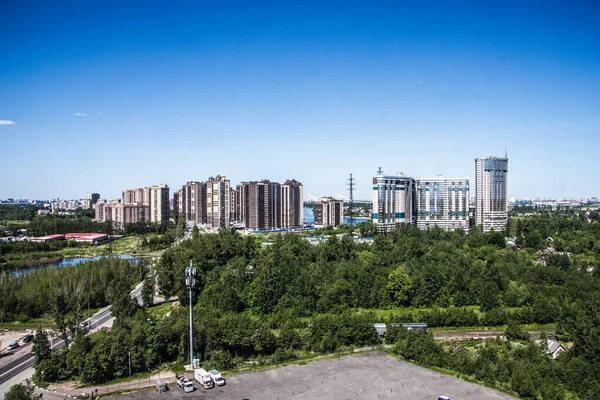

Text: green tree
xmin=4 ymin=379 xmax=42 ymax=400
xmin=110 ymin=279 xmax=137 ymax=325
xmin=31 ymin=328 xmax=51 ymax=365
xmin=387 ymin=266 xmax=414 ymax=306
xmin=141 ymin=276 xmax=154 ymax=308
xmin=479 ymin=280 xmax=500 ymax=312
xmin=505 ymin=322 xmax=529 ymax=341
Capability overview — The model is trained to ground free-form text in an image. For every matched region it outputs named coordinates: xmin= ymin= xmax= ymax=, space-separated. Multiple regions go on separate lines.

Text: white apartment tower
xmin=372 ymin=174 xmax=416 ymax=232
xmin=207 ymin=176 xmax=231 ymax=228
xmin=416 ymin=177 xmax=470 ymax=232
xmin=475 ymin=156 xmax=508 ymax=232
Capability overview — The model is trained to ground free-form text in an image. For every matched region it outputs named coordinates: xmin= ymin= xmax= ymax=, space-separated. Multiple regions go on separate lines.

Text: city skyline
xmin=1 ymin=1 xmax=599 ymax=200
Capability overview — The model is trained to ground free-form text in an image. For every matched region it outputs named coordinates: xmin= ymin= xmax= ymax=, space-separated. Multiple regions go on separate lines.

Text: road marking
xmin=0 ymin=357 xmax=33 ymax=381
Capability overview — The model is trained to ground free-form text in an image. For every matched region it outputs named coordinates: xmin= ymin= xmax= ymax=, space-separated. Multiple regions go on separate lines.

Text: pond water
xmin=10 ymin=254 xmax=138 ymax=276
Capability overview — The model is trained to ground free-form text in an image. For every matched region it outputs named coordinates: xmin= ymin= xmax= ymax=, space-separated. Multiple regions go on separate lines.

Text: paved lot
xmin=108 ymin=352 xmax=515 ymax=400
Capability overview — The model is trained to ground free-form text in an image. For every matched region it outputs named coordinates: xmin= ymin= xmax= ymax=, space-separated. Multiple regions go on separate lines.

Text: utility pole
xmin=347 ymin=173 xmax=355 ymax=227
xmin=185 ymin=260 xmax=196 ymax=367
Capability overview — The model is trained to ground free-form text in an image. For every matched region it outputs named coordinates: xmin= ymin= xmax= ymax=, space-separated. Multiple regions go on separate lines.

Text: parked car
xmin=7 ymin=341 xmax=19 ymax=350
xmin=209 ymin=369 xmax=226 ymax=386
xmin=23 ymin=334 xmax=34 ymax=343
xmin=79 ymin=321 xmax=89 ymax=328
xmin=155 ymin=379 xmax=168 ymax=392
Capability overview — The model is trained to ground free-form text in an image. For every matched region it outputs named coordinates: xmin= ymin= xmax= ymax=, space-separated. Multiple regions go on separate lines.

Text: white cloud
xmin=0 ymin=120 xmax=16 ymax=125
xmin=74 ymin=113 xmax=87 ymax=117
xmin=98 ymin=112 xmax=104 ymax=116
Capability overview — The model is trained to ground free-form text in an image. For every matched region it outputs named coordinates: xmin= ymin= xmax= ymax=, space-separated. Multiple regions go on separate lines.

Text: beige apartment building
xmin=206 ymin=176 xmax=230 ymax=229
xmin=314 ymin=197 xmax=344 ymax=227
xmin=95 ymin=184 xmax=169 ymax=227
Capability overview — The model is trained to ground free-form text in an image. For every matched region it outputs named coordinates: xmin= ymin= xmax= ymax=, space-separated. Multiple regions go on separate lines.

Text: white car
xmin=7 ymin=341 xmax=19 ymax=350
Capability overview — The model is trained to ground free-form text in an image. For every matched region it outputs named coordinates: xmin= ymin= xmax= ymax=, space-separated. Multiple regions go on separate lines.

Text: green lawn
xmin=146 ymin=302 xmax=173 ymax=321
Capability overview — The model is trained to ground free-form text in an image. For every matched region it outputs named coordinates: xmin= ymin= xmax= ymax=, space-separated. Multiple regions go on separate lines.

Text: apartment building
xmin=281 ymin=179 xmax=304 ymax=229
xmin=179 ymin=181 xmax=207 ymax=224
xmin=416 ymin=177 xmax=470 ymax=232
xmin=238 ymin=180 xmax=281 ymax=230
xmin=206 ymin=176 xmax=230 ymax=229
xmin=314 ymin=197 xmax=344 ymax=227
xmin=372 ymin=174 xmax=416 ymax=232
xmin=96 ymin=184 xmax=169 ymax=226
xmin=475 ymin=156 xmax=509 ymax=232
xmin=148 ymin=185 xmax=170 ymax=223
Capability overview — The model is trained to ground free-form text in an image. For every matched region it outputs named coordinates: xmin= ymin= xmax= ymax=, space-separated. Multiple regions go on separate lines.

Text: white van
xmin=209 ymin=369 xmax=226 ymax=386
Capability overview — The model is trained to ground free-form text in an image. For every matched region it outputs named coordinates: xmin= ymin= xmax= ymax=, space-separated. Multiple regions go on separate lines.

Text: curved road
xmin=0 ymin=282 xmax=142 ymax=388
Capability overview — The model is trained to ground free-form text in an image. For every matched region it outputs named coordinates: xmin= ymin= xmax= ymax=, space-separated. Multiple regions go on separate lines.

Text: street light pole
xmin=185 ymin=260 xmax=196 ymax=367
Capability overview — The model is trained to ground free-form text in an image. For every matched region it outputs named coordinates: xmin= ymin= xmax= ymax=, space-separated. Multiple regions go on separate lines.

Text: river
xmin=9 ymin=254 xmax=138 ymax=276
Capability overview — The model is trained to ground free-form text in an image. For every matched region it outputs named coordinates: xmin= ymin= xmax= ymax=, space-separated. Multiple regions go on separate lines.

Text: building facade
xmin=89 ymin=193 xmax=100 ymax=206
xmin=372 ymin=174 xmax=416 ymax=232
xmin=475 ymin=156 xmax=508 ymax=232
xmin=179 ymin=181 xmax=207 ymax=224
xmin=206 ymin=176 xmax=230 ymax=229
xmin=238 ymin=180 xmax=282 ymax=230
xmin=281 ymin=179 xmax=304 ymax=229
xmin=416 ymin=177 xmax=470 ymax=232
xmin=148 ymin=185 xmax=170 ymax=223
xmin=96 ymin=184 xmax=169 ymax=226
xmin=314 ymin=197 xmax=344 ymax=227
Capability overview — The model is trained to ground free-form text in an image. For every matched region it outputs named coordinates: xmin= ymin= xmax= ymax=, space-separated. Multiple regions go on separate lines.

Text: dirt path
xmin=47 ymin=369 xmax=187 ymax=397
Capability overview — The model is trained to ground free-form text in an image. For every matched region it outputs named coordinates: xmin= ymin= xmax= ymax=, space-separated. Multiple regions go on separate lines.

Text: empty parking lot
xmin=109 ymin=352 xmax=515 ymax=400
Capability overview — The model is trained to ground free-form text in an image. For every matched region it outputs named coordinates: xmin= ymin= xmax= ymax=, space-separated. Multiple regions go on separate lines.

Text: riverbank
xmin=0 ymin=236 xmax=162 ymax=272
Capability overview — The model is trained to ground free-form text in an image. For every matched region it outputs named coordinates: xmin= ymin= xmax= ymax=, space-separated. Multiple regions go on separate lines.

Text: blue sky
xmin=1 ymin=0 xmax=599 ymax=200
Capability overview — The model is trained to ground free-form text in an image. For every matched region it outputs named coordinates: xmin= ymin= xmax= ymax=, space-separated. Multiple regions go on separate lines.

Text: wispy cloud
xmin=74 ymin=113 xmax=87 ymax=117
xmin=98 ymin=112 xmax=104 ymax=116
xmin=0 ymin=120 xmax=17 ymax=125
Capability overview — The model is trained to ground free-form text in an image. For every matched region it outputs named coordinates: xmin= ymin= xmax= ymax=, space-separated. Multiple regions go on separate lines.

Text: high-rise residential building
xmin=206 ymin=176 xmax=230 ymax=228
xmin=314 ymin=197 xmax=344 ymax=227
xmin=416 ymin=177 xmax=470 ymax=232
xmin=88 ymin=193 xmax=100 ymax=206
xmin=230 ymin=187 xmax=238 ymax=223
xmin=475 ymin=156 xmax=509 ymax=232
xmin=122 ymin=188 xmax=148 ymax=205
xmin=179 ymin=181 xmax=207 ymax=224
xmin=148 ymin=185 xmax=170 ymax=223
xmin=173 ymin=190 xmax=180 ymax=218
xmin=281 ymin=179 xmax=304 ymax=229
xmin=95 ymin=199 xmax=108 ymax=221
xmin=238 ymin=180 xmax=281 ymax=230
xmin=372 ymin=174 xmax=416 ymax=232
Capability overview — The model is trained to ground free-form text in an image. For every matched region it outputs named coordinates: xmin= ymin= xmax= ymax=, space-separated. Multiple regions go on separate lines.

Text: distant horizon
xmin=2 ymin=1 xmax=598 ymax=200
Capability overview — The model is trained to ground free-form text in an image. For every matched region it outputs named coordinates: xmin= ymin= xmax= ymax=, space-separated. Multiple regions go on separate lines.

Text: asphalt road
xmin=0 ymin=282 xmax=141 ymax=388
